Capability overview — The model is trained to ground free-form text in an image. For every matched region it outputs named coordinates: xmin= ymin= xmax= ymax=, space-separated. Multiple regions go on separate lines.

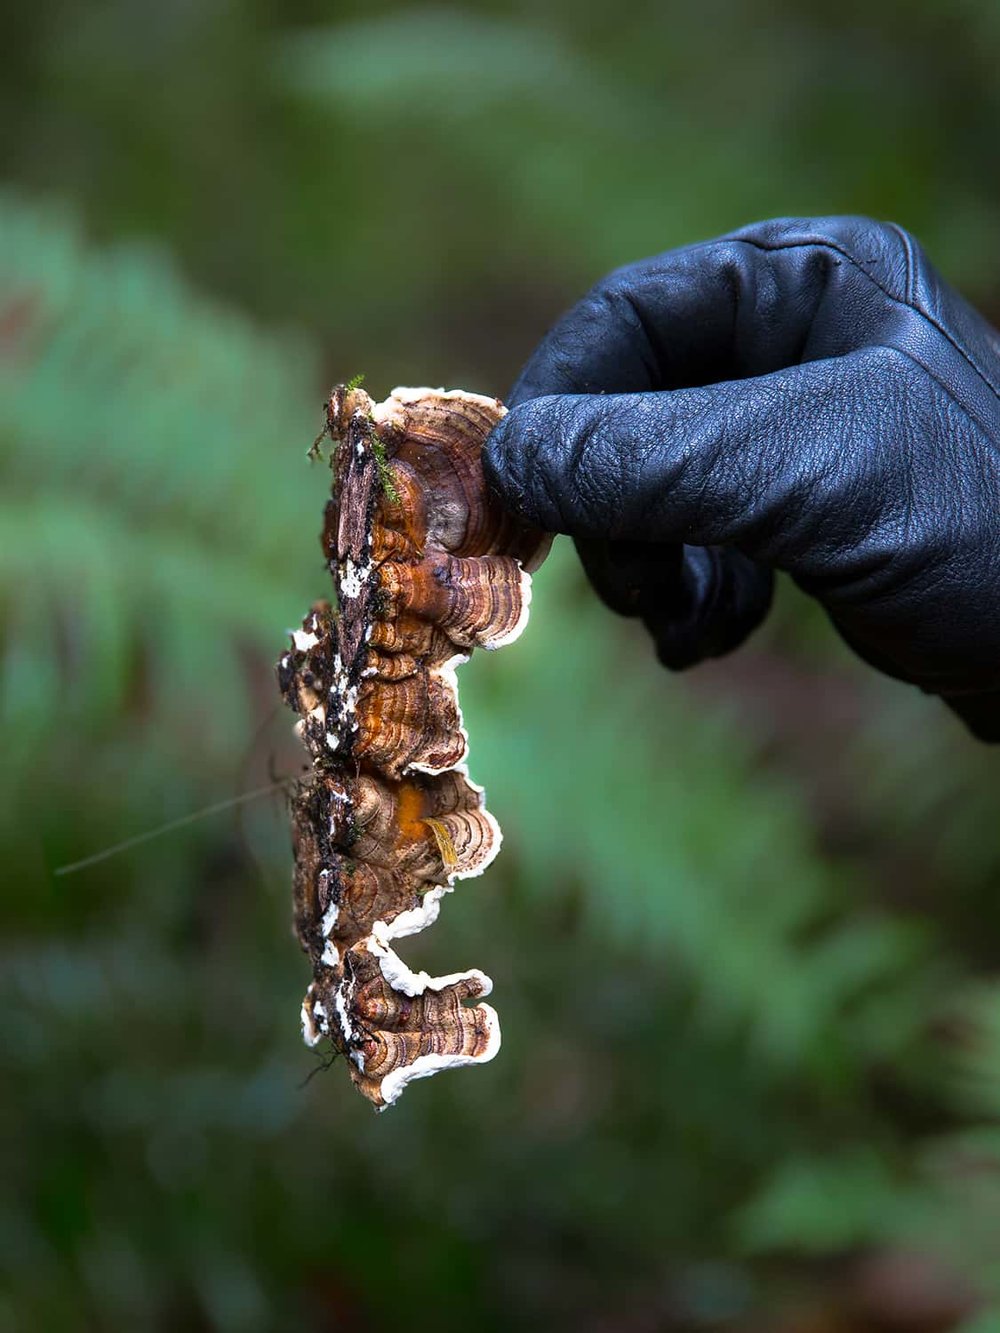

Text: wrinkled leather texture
xmin=483 ymin=216 xmax=1000 ymax=740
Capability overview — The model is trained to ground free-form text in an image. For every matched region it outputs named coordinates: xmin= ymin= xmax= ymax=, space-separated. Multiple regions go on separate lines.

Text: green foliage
xmin=0 ymin=192 xmax=322 ymax=866
xmin=732 ymin=1147 xmax=913 ymax=1253
xmin=4 ymin=4 xmax=1000 ymax=1331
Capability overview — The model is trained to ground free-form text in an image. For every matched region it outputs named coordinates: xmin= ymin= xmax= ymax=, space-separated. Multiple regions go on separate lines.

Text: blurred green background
xmin=3 ymin=2 xmax=1000 ymax=1330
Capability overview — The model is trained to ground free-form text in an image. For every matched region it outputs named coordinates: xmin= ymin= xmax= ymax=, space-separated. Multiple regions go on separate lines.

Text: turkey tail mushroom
xmin=279 ymin=386 xmax=550 ymax=1108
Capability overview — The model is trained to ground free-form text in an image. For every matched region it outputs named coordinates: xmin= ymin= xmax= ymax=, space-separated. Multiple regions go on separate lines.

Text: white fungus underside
xmin=378 ymin=1004 xmax=501 ymax=1107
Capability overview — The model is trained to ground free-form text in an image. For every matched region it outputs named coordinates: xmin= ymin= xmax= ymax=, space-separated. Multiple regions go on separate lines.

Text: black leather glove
xmin=483 ymin=216 xmax=1000 ymax=740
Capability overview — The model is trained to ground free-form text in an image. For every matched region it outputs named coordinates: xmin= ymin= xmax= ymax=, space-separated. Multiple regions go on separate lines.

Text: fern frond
xmin=0 ymin=192 xmax=321 ymax=571
xmin=0 ymin=194 xmax=326 ymax=869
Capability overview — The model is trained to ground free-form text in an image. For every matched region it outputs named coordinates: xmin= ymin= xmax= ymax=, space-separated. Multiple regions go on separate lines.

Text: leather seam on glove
xmin=890 ymin=344 xmax=993 ymax=445
xmin=734 ymin=236 xmax=1000 ymax=401
xmin=886 ymin=221 xmax=917 ymax=305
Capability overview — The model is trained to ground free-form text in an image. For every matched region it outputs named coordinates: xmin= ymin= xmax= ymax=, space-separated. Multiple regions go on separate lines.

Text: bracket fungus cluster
xmin=278 ymin=385 xmax=550 ymax=1107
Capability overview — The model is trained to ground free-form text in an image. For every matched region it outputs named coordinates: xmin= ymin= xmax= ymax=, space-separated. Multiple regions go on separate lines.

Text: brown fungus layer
xmin=278 ymin=385 xmax=550 ymax=1108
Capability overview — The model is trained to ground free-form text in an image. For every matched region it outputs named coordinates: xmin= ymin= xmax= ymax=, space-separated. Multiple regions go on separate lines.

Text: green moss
xmin=368 ymin=422 xmax=400 ymax=503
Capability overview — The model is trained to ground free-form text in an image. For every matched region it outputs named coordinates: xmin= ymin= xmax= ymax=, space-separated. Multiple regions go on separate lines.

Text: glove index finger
xmin=487 ymin=388 xmax=715 ymax=537
xmin=485 ymin=349 xmax=908 ymax=572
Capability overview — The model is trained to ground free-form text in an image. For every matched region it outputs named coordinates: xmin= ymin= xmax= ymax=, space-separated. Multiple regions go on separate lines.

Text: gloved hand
xmin=484 ymin=216 xmax=1000 ymax=740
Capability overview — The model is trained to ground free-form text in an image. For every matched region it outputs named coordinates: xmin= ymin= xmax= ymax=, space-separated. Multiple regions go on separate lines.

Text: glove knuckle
xmin=861 ymin=343 xmax=912 ymax=375
xmin=586 ymin=268 xmax=643 ymax=326
xmin=818 ymin=214 xmax=898 ymax=249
